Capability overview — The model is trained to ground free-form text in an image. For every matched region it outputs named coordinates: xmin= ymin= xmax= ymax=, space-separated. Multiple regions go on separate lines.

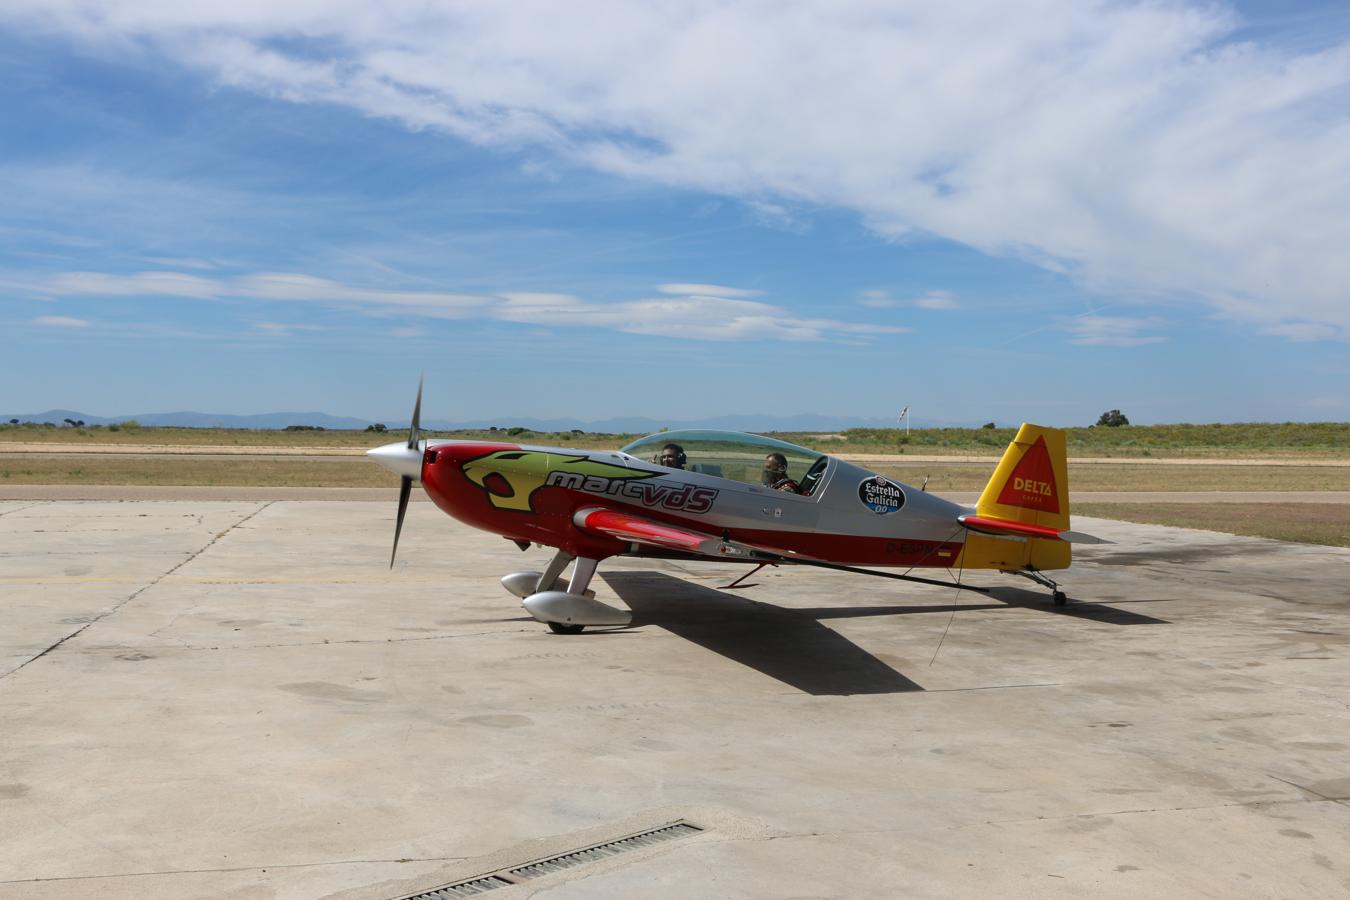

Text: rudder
xmin=977 ymin=424 xmax=1070 ymax=532
xmin=956 ymin=424 xmax=1072 ymax=572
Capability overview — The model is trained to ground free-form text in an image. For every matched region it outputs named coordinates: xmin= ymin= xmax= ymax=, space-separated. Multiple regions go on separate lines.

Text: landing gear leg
xmin=537 ymin=549 xmax=575 ymax=594
xmin=1015 ymin=568 xmax=1068 ymax=606
xmin=567 ymin=557 xmax=599 ymax=595
xmin=522 ymin=555 xmax=630 ymax=632
xmin=550 ymin=555 xmax=604 ymax=634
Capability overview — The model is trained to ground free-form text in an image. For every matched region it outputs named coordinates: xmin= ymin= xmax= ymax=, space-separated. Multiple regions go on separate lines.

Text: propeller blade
xmin=391 ymin=474 xmax=412 ymax=568
xmin=407 ymin=373 xmax=423 ymax=450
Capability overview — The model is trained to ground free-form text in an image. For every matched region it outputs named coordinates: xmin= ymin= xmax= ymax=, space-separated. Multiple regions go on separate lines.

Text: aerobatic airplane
xmin=369 ymin=381 xmax=1106 ymax=633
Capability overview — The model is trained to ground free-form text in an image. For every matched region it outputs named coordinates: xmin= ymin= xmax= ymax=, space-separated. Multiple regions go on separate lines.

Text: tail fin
xmin=977 ymin=424 xmax=1070 ymax=532
xmin=953 ymin=424 xmax=1073 ymax=571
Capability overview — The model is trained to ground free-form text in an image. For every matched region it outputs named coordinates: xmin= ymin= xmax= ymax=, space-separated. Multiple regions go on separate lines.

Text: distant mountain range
xmin=3 ymin=409 xmax=979 ymax=433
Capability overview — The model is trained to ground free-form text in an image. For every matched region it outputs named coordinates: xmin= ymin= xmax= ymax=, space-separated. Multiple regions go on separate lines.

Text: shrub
xmin=1096 ymin=409 xmax=1130 ymax=427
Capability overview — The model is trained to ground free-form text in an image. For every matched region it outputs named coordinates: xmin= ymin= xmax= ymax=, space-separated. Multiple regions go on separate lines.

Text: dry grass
xmin=0 ymin=458 xmax=399 ymax=487
xmin=872 ymin=463 xmax=1350 ymax=493
xmin=7 ymin=456 xmax=1350 ymax=493
xmin=1073 ymin=502 xmax=1350 ymax=548
xmin=5 ymin=421 xmax=1349 ymax=458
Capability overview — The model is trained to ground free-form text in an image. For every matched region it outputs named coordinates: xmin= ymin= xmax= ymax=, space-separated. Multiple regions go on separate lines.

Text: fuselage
xmin=416 ymin=438 xmax=970 ymax=567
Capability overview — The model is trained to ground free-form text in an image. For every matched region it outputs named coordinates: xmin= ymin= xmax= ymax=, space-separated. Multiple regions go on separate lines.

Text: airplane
xmin=368 ymin=381 xmax=1107 ymax=634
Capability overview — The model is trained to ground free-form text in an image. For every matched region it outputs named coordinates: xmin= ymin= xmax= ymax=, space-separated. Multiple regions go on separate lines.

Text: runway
xmin=2 ymin=500 xmax=1348 ymax=898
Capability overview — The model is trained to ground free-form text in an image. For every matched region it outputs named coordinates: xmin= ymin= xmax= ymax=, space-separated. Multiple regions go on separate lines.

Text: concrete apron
xmin=0 ymin=499 xmax=1348 ymax=898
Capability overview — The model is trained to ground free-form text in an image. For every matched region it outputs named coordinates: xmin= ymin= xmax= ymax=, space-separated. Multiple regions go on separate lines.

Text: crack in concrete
xmin=0 ymin=502 xmax=274 ymax=684
xmin=692 ymin=791 xmax=1345 ymax=849
xmin=0 ymin=502 xmax=47 ymax=518
xmin=154 ymin=628 xmax=525 ymax=652
xmin=0 ymin=853 xmax=469 ymax=886
xmin=1267 ymin=774 xmax=1350 ymax=803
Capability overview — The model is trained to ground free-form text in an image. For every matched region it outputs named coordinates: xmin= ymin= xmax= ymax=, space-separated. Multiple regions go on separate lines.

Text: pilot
xmin=658 ymin=443 xmax=687 ymax=470
xmin=762 ymin=453 xmax=801 ymax=493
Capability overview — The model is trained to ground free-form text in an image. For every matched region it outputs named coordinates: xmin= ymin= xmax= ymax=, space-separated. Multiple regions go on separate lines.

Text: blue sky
xmin=2 ymin=1 xmax=1348 ymax=427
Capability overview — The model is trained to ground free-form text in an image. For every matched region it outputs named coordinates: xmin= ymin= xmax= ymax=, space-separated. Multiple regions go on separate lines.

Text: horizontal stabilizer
xmin=958 ymin=514 xmax=1109 ymax=544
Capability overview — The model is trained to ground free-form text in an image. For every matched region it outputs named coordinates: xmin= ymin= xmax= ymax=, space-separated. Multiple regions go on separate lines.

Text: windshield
xmin=621 ymin=429 xmax=825 ymax=489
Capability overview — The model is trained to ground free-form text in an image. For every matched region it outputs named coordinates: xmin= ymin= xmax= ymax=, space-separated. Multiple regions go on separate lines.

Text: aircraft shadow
xmin=601 ymin=573 xmax=1171 ymax=696
xmin=604 ymin=571 xmax=926 ymax=696
xmin=986 ymin=587 xmax=1171 ymax=625
xmin=796 ymin=589 xmax=1170 ymax=626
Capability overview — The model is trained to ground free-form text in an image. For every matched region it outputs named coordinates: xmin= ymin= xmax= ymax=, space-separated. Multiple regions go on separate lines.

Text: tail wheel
xmin=1052 ymin=591 xmax=1067 ymax=607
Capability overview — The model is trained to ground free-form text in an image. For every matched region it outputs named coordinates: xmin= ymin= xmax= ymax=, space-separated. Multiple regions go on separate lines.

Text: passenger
xmin=762 ymin=452 xmax=801 ymax=493
xmin=658 ymin=443 xmax=687 ymax=470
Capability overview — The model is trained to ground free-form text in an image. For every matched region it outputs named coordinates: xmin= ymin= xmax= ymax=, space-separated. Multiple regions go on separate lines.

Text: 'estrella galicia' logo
xmin=858 ymin=475 xmax=905 ymax=514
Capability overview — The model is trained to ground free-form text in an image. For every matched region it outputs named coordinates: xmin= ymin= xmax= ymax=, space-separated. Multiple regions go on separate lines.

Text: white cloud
xmin=913 ymin=291 xmax=958 ymax=310
xmin=858 ymin=289 xmax=898 ymax=309
xmin=255 ymin=321 xmax=323 ymax=336
xmin=32 ymin=270 xmax=487 ymax=317
xmin=859 ymin=289 xmax=957 ymax=309
xmin=32 ymin=315 xmax=89 ymax=327
xmin=1262 ymin=322 xmax=1342 ymax=341
xmin=26 ymin=270 xmax=903 ymax=343
xmin=140 ymin=256 xmax=217 ymax=270
xmin=657 ymin=283 xmax=763 ymax=298
xmin=5 ymin=2 xmax=1345 ymax=334
xmin=498 ymin=291 xmax=907 ymax=342
xmin=1062 ymin=315 xmax=1167 ymax=347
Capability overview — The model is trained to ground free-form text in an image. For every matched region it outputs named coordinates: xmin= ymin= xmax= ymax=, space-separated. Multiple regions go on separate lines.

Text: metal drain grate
xmin=509 ymin=822 xmax=703 ymax=880
xmin=398 ymin=821 xmax=702 ymax=899
xmin=405 ymin=875 xmax=513 ymax=898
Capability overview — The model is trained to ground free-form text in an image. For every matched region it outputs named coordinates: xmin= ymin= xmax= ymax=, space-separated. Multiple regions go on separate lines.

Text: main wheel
xmin=548 ymin=622 xmax=585 ymax=635
xmin=1052 ymin=590 xmax=1067 ymax=607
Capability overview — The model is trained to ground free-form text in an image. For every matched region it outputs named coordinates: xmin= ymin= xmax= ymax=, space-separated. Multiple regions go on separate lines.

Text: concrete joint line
xmin=0 ymin=502 xmax=274 ymax=684
xmin=0 ymin=502 xmax=47 ymax=518
xmin=0 ymin=853 xmax=470 ymax=887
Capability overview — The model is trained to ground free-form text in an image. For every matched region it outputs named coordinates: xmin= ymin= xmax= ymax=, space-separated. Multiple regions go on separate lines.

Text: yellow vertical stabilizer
xmin=961 ymin=424 xmax=1072 ymax=571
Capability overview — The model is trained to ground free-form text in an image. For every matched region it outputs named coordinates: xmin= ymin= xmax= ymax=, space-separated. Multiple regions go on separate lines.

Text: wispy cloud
xmin=859 ymin=289 xmax=957 ymax=310
xmin=33 ymin=271 xmax=487 ymax=317
xmin=498 ymin=291 xmax=907 ymax=342
xmin=5 ymin=2 xmax=1346 ymax=334
xmin=1262 ymin=322 xmax=1343 ymax=341
xmin=657 ymin=283 xmax=763 ymax=298
xmin=32 ymin=315 xmax=89 ymax=327
xmin=255 ymin=321 xmax=324 ymax=336
xmin=24 ymin=270 xmax=903 ymax=343
xmin=913 ymin=291 xmax=958 ymax=311
xmin=1062 ymin=315 xmax=1167 ymax=347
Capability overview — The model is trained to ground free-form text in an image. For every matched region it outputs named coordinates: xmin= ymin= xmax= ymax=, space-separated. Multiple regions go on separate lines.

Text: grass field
xmin=1074 ymin=502 xmax=1350 ymax=549
xmin=4 ymin=421 xmax=1349 ymax=458
xmin=6 ymin=457 xmax=1350 ymax=493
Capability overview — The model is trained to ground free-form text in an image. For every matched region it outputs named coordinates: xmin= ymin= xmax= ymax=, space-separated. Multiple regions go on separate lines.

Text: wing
xmin=573 ymin=506 xmax=790 ymax=559
xmin=957 ymin=514 xmax=1109 ymax=544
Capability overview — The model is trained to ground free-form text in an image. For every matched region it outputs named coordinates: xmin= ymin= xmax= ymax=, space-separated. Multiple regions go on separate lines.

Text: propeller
xmin=367 ymin=375 xmax=425 ymax=568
